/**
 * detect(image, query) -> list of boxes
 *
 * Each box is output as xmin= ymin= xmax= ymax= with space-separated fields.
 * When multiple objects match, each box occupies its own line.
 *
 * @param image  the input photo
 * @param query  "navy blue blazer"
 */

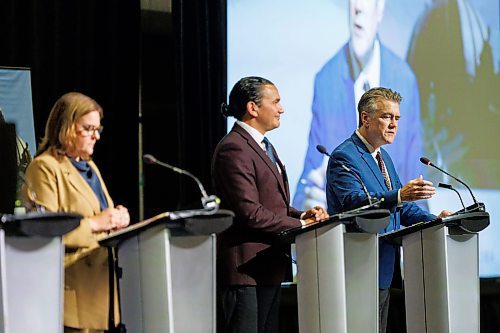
xmin=326 ymin=132 xmax=435 ymax=288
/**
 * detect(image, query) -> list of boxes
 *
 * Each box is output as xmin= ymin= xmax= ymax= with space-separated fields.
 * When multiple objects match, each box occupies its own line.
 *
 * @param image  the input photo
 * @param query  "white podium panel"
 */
xmin=403 ymin=224 xmax=480 ymax=333
xmin=295 ymin=223 xmax=379 ymax=333
xmin=118 ymin=224 xmax=217 ymax=333
xmin=0 ymin=229 xmax=64 ymax=333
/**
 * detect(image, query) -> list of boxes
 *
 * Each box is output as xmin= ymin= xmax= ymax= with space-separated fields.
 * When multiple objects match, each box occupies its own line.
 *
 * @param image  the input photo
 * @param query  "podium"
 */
xmin=381 ymin=210 xmax=489 ymax=333
xmin=99 ymin=208 xmax=233 ymax=333
xmin=0 ymin=212 xmax=80 ymax=333
xmin=279 ymin=209 xmax=390 ymax=333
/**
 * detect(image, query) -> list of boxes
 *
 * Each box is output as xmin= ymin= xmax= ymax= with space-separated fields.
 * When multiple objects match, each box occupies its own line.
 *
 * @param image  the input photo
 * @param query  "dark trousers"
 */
xmin=379 ymin=288 xmax=391 ymax=333
xmin=220 ymin=285 xmax=282 ymax=333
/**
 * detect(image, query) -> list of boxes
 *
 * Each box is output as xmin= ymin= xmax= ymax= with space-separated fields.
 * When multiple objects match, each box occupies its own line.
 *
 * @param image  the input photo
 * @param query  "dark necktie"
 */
xmin=262 ymin=137 xmax=277 ymax=166
xmin=376 ymin=151 xmax=392 ymax=190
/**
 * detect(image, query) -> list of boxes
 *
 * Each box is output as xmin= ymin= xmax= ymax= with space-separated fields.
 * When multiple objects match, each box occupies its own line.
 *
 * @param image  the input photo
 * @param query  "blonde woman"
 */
xmin=23 ymin=92 xmax=129 ymax=333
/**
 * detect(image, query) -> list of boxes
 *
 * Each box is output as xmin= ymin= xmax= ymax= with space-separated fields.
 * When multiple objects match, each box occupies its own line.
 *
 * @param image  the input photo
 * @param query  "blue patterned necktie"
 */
xmin=262 ymin=137 xmax=277 ymax=166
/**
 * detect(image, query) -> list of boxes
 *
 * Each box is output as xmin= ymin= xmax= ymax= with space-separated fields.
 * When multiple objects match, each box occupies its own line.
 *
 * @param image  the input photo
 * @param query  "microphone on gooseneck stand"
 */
xmin=438 ymin=183 xmax=466 ymax=212
xmin=317 ymin=144 xmax=375 ymax=207
xmin=419 ymin=156 xmax=484 ymax=213
xmin=143 ymin=154 xmax=220 ymax=210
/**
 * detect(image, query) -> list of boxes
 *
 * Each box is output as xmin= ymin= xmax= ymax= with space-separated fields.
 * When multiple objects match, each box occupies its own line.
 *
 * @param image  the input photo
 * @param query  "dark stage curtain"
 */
xmin=142 ymin=0 xmax=227 ymax=215
xmin=0 ymin=0 xmax=140 ymax=220
xmin=172 ymin=0 xmax=227 ymax=205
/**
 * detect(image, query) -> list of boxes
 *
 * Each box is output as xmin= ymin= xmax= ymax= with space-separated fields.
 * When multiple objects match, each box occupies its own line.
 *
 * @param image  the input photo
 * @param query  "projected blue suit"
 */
xmin=326 ymin=132 xmax=435 ymax=288
xmin=293 ymin=43 xmax=424 ymax=209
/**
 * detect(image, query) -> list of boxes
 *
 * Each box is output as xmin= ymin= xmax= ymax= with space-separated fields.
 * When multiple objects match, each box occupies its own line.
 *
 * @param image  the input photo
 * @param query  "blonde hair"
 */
xmin=37 ymin=92 xmax=103 ymax=159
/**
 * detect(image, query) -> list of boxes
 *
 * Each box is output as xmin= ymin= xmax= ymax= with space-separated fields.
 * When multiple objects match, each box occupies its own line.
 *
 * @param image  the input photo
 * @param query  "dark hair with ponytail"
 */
xmin=221 ymin=76 xmax=274 ymax=120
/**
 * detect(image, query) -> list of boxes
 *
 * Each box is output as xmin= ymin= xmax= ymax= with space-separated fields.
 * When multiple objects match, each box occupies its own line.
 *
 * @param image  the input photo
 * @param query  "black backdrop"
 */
xmin=142 ymin=0 xmax=226 ymax=217
xmin=0 ymin=0 xmax=141 ymax=218
xmin=0 ymin=0 xmax=227 ymax=220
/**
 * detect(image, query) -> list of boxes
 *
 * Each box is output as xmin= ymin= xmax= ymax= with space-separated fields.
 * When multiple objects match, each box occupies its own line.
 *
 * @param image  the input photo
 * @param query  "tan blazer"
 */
xmin=23 ymin=150 xmax=119 ymax=330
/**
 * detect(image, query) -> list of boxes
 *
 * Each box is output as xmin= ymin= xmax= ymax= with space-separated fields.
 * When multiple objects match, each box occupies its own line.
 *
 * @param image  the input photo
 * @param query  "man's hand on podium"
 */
xmin=438 ymin=210 xmax=453 ymax=219
xmin=301 ymin=206 xmax=329 ymax=225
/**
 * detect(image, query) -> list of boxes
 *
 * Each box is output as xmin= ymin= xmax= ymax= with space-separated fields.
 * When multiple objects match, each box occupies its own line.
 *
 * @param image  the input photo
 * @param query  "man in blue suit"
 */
xmin=294 ymin=0 xmax=424 ymax=210
xmin=326 ymin=87 xmax=450 ymax=333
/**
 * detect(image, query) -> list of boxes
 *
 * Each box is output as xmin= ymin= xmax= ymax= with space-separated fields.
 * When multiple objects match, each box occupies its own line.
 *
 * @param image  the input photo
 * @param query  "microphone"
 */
xmin=438 ymin=182 xmax=466 ymax=212
xmin=419 ymin=157 xmax=479 ymax=209
xmin=316 ymin=145 xmax=374 ymax=206
xmin=143 ymin=154 xmax=220 ymax=210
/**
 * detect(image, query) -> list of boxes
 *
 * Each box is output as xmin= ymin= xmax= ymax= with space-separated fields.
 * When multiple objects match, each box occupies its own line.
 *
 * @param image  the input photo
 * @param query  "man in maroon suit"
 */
xmin=212 ymin=76 xmax=328 ymax=333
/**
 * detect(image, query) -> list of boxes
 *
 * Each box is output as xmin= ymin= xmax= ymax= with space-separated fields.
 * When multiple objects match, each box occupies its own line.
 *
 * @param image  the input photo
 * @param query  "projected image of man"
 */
xmin=294 ymin=0 xmax=425 ymax=210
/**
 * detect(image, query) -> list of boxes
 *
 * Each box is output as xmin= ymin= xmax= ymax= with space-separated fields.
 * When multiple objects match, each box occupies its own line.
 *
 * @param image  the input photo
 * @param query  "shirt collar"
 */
xmin=355 ymin=129 xmax=379 ymax=159
xmin=236 ymin=120 xmax=266 ymax=150
xmin=349 ymin=38 xmax=381 ymax=87
xmin=70 ymin=158 xmax=90 ymax=172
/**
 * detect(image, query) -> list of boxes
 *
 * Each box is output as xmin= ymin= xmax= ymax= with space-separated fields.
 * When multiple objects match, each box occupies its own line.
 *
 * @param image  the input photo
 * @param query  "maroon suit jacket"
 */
xmin=212 ymin=123 xmax=302 ymax=286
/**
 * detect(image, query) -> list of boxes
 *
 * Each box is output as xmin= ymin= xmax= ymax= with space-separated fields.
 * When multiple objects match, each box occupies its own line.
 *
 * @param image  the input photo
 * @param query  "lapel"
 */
xmin=343 ymin=43 xmax=356 ymax=84
xmin=337 ymin=45 xmax=359 ymax=132
xmin=350 ymin=133 xmax=388 ymax=190
xmin=274 ymin=149 xmax=290 ymax=203
xmin=341 ymin=44 xmax=356 ymax=104
xmin=60 ymin=156 xmax=103 ymax=215
xmin=233 ymin=124 xmax=289 ymax=202
xmin=379 ymin=43 xmax=392 ymax=87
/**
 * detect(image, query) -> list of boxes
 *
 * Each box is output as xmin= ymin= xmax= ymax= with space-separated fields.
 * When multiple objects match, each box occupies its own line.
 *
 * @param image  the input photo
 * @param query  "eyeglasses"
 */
xmin=78 ymin=124 xmax=104 ymax=137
